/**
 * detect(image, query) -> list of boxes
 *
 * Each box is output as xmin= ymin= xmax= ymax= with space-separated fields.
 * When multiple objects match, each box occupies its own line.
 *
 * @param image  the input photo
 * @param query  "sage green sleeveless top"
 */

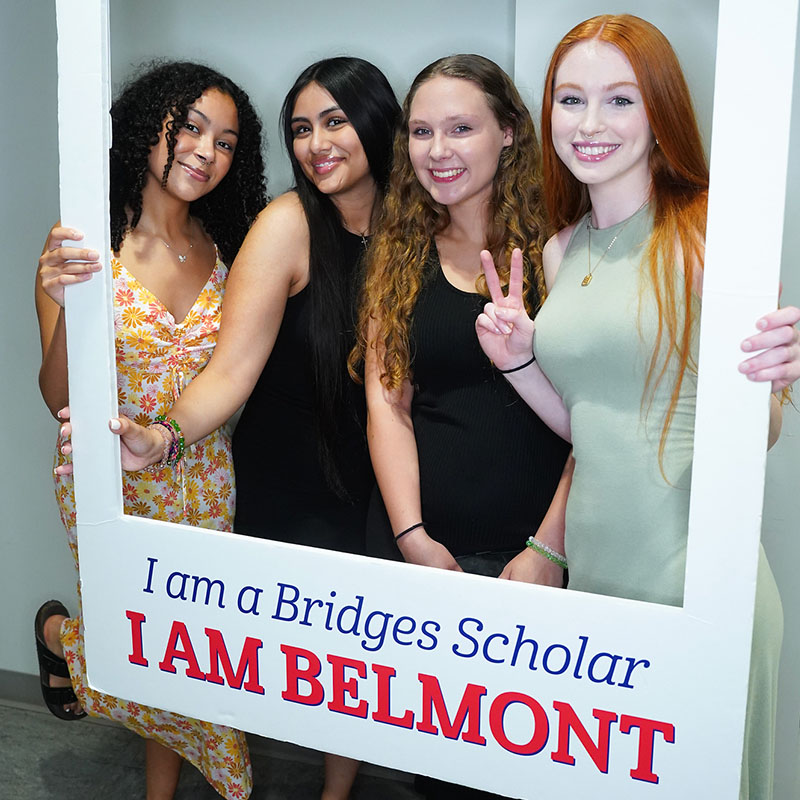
xmin=535 ymin=203 xmax=696 ymax=606
xmin=534 ymin=204 xmax=782 ymax=798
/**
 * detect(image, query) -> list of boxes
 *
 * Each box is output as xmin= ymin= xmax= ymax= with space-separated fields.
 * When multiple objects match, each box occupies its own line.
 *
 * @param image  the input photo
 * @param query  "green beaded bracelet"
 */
xmin=525 ymin=535 xmax=567 ymax=570
xmin=154 ymin=414 xmax=185 ymax=466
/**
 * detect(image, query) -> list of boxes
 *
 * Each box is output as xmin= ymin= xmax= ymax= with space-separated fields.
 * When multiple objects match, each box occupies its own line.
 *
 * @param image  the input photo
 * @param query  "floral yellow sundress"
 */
xmin=53 ymin=253 xmax=251 ymax=799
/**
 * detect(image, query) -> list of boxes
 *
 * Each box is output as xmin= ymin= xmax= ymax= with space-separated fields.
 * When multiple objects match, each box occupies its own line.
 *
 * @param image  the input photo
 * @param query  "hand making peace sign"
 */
xmin=475 ymin=247 xmax=536 ymax=371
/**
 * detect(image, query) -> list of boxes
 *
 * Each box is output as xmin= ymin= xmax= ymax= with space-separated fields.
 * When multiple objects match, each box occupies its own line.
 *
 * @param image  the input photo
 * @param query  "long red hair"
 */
xmin=542 ymin=14 xmax=709 ymax=472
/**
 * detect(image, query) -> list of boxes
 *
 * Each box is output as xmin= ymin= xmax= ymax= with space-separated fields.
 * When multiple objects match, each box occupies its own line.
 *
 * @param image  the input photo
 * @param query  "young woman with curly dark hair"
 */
xmin=101 ymin=56 xmax=400 ymax=799
xmin=35 ymin=60 xmax=266 ymax=800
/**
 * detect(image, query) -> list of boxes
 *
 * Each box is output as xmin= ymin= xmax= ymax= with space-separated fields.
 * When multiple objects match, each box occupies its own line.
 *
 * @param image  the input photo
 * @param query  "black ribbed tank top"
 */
xmin=232 ymin=229 xmax=372 ymax=554
xmin=367 ymin=247 xmax=570 ymax=559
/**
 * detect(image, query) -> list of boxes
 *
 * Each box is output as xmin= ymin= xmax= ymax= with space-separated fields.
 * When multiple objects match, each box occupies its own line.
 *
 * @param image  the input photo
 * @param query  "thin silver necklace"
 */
xmin=160 ymin=235 xmax=193 ymax=263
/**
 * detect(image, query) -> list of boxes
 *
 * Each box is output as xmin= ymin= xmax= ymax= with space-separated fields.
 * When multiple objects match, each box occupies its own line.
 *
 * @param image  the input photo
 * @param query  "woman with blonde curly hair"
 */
xmin=351 ymin=51 xmax=572 ymax=800
xmin=352 ymin=54 xmax=571 ymax=598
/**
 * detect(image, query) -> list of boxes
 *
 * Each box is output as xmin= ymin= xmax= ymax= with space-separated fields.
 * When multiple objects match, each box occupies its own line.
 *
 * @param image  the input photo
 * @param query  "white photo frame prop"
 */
xmin=58 ymin=0 xmax=796 ymax=796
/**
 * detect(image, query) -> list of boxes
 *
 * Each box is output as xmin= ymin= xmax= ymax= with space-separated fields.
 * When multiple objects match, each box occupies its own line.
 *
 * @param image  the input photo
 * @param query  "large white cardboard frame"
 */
xmin=57 ymin=1 xmax=796 ymax=796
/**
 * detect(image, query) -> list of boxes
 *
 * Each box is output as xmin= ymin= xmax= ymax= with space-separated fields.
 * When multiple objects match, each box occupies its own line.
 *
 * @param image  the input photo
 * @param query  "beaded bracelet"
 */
xmin=152 ymin=415 xmax=185 ymax=466
xmin=525 ymin=535 xmax=567 ymax=570
xmin=395 ymin=522 xmax=426 ymax=541
xmin=149 ymin=421 xmax=172 ymax=466
xmin=148 ymin=421 xmax=177 ymax=468
xmin=497 ymin=354 xmax=535 ymax=374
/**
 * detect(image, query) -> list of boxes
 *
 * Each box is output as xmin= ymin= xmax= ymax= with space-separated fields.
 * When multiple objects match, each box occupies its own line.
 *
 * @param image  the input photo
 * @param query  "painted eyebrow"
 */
xmin=187 ymin=107 xmax=238 ymax=137
xmin=290 ymin=105 xmax=343 ymax=125
xmin=554 ymin=81 xmax=639 ymax=93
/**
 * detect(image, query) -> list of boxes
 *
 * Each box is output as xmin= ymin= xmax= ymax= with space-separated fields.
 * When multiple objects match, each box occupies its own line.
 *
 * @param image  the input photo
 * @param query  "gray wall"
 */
xmin=3 ymin=0 xmax=798 ymax=795
xmin=108 ymin=0 xmax=515 ymax=195
xmin=0 ymin=1 xmax=81 ymax=678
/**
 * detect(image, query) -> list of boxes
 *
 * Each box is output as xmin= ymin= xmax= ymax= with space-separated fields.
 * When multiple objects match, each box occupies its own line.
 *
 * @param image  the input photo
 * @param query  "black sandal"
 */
xmin=34 ymin=600 xmax=86 ymax=720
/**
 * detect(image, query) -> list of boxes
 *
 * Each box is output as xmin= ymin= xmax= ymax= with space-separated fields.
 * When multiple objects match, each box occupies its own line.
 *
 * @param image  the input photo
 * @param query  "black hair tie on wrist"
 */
xmin=497 ymin=354 xmax=535 ymax=374
xmin=395 ymin=522 xmax=426 ymax=541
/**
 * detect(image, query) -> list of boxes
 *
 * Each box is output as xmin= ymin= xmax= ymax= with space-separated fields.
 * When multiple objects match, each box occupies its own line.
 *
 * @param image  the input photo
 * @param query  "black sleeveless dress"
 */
xmin=232 ymin=230 xmax=372 ymax=554
xmin=366 ymin=246 xmax=570 ymax=562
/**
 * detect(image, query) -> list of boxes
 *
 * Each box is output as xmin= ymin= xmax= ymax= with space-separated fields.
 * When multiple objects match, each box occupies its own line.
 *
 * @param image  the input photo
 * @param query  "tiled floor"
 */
xmin=1 ymin=698 xmax=420 ymax=799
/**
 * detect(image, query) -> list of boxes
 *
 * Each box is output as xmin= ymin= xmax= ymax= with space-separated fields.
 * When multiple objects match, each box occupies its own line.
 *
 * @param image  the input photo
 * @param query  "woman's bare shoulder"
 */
xmin=231 ymin=191 xmax=310 ymax=288
xmin=542 ymin=224 xmax=577 ymax=290
xmin=248 ymin=191 xmax=309 ymax=242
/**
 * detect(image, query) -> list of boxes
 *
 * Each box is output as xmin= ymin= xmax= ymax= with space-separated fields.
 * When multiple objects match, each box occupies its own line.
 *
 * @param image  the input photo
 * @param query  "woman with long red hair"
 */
xmin=477 ymin=15 xmax=800 ymax=798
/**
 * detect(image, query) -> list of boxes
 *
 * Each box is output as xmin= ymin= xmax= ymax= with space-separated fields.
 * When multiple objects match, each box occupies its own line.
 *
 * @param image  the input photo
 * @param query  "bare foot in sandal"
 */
xmin=44 ymin=614 xmax=83 ymax=715
xmin=34 ymin=600 xmax=85 ymax=718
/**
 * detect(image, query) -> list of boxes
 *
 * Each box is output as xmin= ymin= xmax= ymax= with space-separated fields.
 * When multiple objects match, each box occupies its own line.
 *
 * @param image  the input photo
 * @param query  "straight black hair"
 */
xmin=280 ymin=57 xmax=399 ymax=498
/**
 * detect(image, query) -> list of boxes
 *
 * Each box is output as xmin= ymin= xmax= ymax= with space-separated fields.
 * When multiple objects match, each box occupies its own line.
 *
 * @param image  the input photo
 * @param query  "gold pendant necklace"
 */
xmin=581 ymin=203 xmax=646 ymax=287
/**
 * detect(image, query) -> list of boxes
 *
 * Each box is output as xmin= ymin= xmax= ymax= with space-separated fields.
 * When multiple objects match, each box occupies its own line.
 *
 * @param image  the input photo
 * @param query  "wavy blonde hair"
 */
xmin=542 ymin=15 xmax=709 ymax=471
xmin=349 ymin=54 xmax=548 ymax=390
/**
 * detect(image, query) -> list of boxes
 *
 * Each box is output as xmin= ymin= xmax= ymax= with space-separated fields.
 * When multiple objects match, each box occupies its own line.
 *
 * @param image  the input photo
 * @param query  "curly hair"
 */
xmin=109 ymin=60 xmax=267 ymax=267
xmin=350 ymin=54 xmax=549 ymax=391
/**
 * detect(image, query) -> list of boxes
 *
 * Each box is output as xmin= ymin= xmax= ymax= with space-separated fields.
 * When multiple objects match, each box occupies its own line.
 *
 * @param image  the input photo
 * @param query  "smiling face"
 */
xmin=407 ymin=75 xmax=512 ymax=215
xmin=148 ymin=88 xmax=239 ymax=202
xmin=551 ymin=40 xmax=654 ymax=200
xmin=290 ymin=81 xmax=373 ymax=200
